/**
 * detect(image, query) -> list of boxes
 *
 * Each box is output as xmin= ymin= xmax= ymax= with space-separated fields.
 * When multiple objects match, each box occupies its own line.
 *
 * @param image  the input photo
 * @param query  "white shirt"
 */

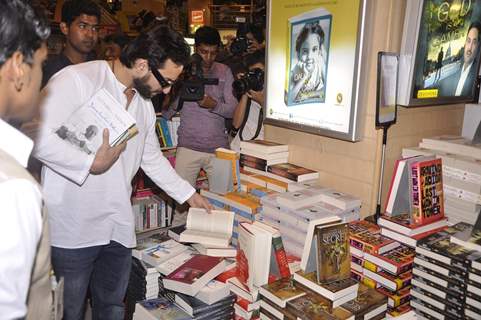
xmin=0 ymin=119 xmax=42 ymax=318
xmin=230 ymin=100 xmax=264 ymax=152
xmin=455 ymin=61 xmax=473 ymax=96
xmin=34 ymin=61 xmax=195 ymax=249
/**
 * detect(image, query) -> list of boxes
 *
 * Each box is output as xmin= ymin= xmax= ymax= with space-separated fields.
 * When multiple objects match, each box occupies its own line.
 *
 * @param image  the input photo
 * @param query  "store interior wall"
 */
xmin=264 ymin=0 xmax=465 ymax=218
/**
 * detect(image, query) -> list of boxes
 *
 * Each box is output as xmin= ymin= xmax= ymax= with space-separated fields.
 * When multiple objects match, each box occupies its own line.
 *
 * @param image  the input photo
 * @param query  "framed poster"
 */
xmin=398 ymin=0 xmax=481 ymax=107
xmin=264 ymin=0 xmax=369 ymax=141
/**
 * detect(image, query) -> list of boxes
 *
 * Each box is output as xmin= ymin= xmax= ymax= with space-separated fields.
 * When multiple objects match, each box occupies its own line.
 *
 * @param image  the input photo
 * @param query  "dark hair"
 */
xmin=0 ymin=0 xmax=50 ymax=67
xmin=194 ymin=26 xmax=221 ymax=47
xmin=246 ymin=23 xmax=265 ymax=44
xmin=104 ymin=34 xmax=130 ymax=49
xmin=468 ymin=21 xmax=481 ymax=41
xmin=295 ymin=22 xmax=324 ymax=54
xmin=61 ymin=0 xmax=100 ymax=26
xmin=244 ymin=49 xmax=265 ymax=68
xmin=120 ymin=24 xmax=190 ymax=69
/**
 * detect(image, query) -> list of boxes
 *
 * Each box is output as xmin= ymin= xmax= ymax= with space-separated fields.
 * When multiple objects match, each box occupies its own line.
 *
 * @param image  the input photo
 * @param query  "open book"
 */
xmin=177 ymin=208 xmax=235 ymax=247
xmin=54 ymin=88 xmax=137 ymax=155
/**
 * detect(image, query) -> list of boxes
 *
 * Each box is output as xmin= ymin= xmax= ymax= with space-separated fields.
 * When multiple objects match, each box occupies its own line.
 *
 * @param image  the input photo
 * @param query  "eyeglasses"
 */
xmin=151 ymin=67 xmax=175 ymax=89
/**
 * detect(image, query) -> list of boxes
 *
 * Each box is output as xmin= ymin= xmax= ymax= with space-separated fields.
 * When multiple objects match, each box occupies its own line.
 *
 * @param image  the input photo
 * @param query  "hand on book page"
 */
xmin=90 ymin=129 xmax=126 ymax=174
xmin=187 ymin=192 xmax=214 ymax=212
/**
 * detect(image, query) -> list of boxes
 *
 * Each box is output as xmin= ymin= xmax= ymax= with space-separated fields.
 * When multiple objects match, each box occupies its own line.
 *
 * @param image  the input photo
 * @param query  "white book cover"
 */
xmin=277 ymin=188 xmax=328 ymax=209
xmin=194 ymin=280 xmax=230 ymax=305
xmin=239 ymin=140 xmax=288 ymax=154
xmin=54 ymin=88 xmax=137 ymax=155
xmin=319 ymin=189 xmax=361 ymax=210
xmin=141 ymin=239 xmax=188 ymax=267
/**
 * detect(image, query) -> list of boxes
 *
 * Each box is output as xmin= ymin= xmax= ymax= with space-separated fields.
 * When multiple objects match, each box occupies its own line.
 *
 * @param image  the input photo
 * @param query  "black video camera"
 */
xmin=179 ymin=53 xmax=219 ymax=102
xmin=232 ymin=68 xmax=264 ymax=97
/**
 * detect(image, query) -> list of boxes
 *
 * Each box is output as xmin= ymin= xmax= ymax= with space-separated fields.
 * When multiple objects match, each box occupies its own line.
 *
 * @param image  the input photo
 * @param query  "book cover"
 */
xmin=165 ymin=255 xmax=222 ymax=285
xmin=378 ymin=213 xmax=448 ymax=236
xmin=134 ymin=297 xmax=191 ymax=320
xmin=339 ymin=285 xmax=387 ymax=317
xmin=259 ymin=277 xmax=306 ymax=308
xmin=363 ymin=245 xmax=415 ymax=275
xmin=284 ymin=8 xmax=332 ymax=106
xmin=294 ymin=270 xmax=358 ymax=298
xmin=349 ymin=232 xmax=400 ymax=255
xmin=451 ymin=216 xmax=481 ymax=253
xmin=141 ymin=239 xmax=188 ymax=266
xmin=315 ymin=222 xmax=350 ymax=283
xmin=286 ymin=293 xmax=353 ymax=320
xmin=267 ymin=163 xmax=319 ymax=182
xmin=55 ymin=88 xmax=137 ymax=155
xmin=410 ymin=158 xmax=444 ymax=225
xmin=348 ymin=220 xmax=381 ymax=238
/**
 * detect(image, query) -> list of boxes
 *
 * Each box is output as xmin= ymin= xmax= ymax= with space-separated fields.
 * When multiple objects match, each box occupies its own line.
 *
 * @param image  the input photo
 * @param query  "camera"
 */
xmin=232 ymin=68 xmax=264 ymax=97
xmin=179 ymin=53 xmax=219 ymax=102
xmin=230 ymin=37 xmax=251 ymax=55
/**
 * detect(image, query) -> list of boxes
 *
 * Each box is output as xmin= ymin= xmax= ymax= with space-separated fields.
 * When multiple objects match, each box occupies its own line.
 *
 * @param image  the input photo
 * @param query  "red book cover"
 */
xmin=166 ymin=255 xmax=222 ymax=284
xmin=365 ymin=245 xmax=415 ymax=275
xmin=349 ymin=232 xmax=399 ymax=255
xmin=240 ymin=159 xmax=267 ymax=171
xmin=240 ymin=154 xmax=268 ymax=164
xmin=410 ymin=158 xmax=444 ymax=226
xmin=348 ymin=220 xmax=381 ymax=238
xmin=272 ymin=236 xmax=291 ymax=278
xmin=216 ymin=266 xmax=238 ymax=283
xmin=236 ymin=246 xmax=250 ymax=287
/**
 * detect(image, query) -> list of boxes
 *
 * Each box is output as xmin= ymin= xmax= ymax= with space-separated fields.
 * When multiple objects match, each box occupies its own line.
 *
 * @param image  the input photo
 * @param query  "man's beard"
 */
xmin=133 ymin=75 xmax=154 ymax=99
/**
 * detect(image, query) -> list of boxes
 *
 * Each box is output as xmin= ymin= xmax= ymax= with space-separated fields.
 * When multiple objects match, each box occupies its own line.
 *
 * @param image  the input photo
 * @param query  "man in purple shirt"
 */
xmin=163 ymin=26 xmax=237 ymax=191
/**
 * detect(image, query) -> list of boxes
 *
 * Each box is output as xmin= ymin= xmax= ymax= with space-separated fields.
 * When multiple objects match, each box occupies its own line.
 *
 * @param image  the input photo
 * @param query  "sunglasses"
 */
xmin=151 ymin=67 xmax=175 ymax=89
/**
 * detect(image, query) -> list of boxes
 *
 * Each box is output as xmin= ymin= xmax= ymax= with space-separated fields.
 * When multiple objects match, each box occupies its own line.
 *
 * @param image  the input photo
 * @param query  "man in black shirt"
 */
xmin=42 ymin=0 xmax=100 ymax=87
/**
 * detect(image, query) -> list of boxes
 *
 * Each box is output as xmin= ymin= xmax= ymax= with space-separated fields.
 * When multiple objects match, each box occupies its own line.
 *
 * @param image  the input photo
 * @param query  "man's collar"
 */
xmin=0 ymin=119 xmax=33 ymax=167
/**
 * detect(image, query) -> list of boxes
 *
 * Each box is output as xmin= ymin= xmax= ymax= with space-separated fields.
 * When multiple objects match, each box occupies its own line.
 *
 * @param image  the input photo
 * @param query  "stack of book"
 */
xmin=403 ymin=144 xmax=481 ymax=225
xmin=360 ymin=244 xmax=415 ymax=317
xmin=126 ymin=258 xmax=162 ymax=319
xmin=411 ymin=222 xmax=479 ymax=319
xmin=377 ymin=213 xmax=448 ymax=248
xmin=259 ymin=187 xmax=361 ymax=258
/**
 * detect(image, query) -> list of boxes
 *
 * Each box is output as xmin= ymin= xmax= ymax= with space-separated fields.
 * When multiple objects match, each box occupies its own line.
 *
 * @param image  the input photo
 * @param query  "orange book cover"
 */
xmin=410 ymin=158 xmax=444 ymax=226
xmin=215 ymin=148 xmax=241 ymax=191
xmin=224 ymin=191 xmax=261 ymax=211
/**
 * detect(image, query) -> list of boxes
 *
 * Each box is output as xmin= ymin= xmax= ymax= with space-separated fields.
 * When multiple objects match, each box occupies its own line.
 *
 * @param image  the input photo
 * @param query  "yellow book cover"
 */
xmin=215 ymin=148 xmax=241 ymax=191
xmin=224 ymin=191 xmax=261 ymax=211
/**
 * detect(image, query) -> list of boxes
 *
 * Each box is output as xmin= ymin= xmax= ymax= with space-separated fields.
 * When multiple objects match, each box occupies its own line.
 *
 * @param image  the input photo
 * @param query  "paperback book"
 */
xmin=55 ymin=88 xmax=137 ymax=156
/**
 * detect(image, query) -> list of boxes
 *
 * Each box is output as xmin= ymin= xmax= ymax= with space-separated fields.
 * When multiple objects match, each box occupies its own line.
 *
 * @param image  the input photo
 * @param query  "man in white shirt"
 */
xmin=439 ymin=22 xmax=481 ymax=97
xmin=34 ymin=25 xmax=212 ymax=320
xmin=0 ymin=1 xmax=52 ymax=319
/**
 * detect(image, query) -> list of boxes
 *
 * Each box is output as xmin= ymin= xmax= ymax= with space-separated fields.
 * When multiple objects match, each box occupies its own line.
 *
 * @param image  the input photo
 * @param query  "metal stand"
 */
xmin=375 ymin=126 xmax=389 ymax=222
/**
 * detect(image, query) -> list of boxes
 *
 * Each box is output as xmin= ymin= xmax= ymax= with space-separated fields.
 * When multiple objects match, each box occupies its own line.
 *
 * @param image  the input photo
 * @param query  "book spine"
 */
xmin=156 ymin=121 xmax=167 ymax=147
xmin=411 ymin=163 xmax=420 ymax=224
xmin=272 ymin=236 xmax=291 ymax=278
xmin=160 ymin=118 xmax=173 ymax=147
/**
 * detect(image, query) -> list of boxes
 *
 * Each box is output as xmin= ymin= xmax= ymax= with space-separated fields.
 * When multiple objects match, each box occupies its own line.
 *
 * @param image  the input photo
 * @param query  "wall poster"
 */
xmin=265 ymin=0 xmax=368 ymax=141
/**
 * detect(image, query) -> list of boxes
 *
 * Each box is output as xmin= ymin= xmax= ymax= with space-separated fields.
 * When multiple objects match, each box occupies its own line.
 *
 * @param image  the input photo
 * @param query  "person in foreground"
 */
xmin=0 ymin=0 xmax=52 ymax=319
xmin=34 ymin=24 xmax=212 ymax=320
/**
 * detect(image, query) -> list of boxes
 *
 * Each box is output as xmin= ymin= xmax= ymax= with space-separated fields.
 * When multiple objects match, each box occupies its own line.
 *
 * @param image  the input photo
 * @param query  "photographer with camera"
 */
xmin=162 ymin=26 xmax=237 ymax=195
xmin=230 ymin=50 xmax=266 ymax=152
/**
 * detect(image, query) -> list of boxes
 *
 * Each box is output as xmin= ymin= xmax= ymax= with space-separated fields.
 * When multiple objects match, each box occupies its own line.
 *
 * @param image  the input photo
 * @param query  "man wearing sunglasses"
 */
xmin=163 ymin=26 xmax=237 ymax=222
xmin=33 ymin=25 xmax=212 ymax=320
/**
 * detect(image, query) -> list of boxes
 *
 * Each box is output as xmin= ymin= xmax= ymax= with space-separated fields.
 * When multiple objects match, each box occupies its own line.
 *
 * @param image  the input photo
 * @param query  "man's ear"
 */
xmin=133 ymin=58 xmax=149 ymax=75
xmin=2 ymin=52 xmax=26 ymax=91
xmin=60 ymin=22 xmax=69 ymax=36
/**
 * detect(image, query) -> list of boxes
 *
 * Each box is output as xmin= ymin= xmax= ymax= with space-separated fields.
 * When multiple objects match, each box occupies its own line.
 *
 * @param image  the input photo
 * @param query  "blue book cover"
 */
xmin=284 ymin=8 xmax=332 ymax=106
xmin=160 ymin=117 xmax=173 ymax=147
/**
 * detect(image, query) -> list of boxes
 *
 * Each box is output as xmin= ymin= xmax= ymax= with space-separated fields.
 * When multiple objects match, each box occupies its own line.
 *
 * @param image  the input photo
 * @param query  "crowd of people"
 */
xmin=0 ymin=0 xmax=266 ymax=319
